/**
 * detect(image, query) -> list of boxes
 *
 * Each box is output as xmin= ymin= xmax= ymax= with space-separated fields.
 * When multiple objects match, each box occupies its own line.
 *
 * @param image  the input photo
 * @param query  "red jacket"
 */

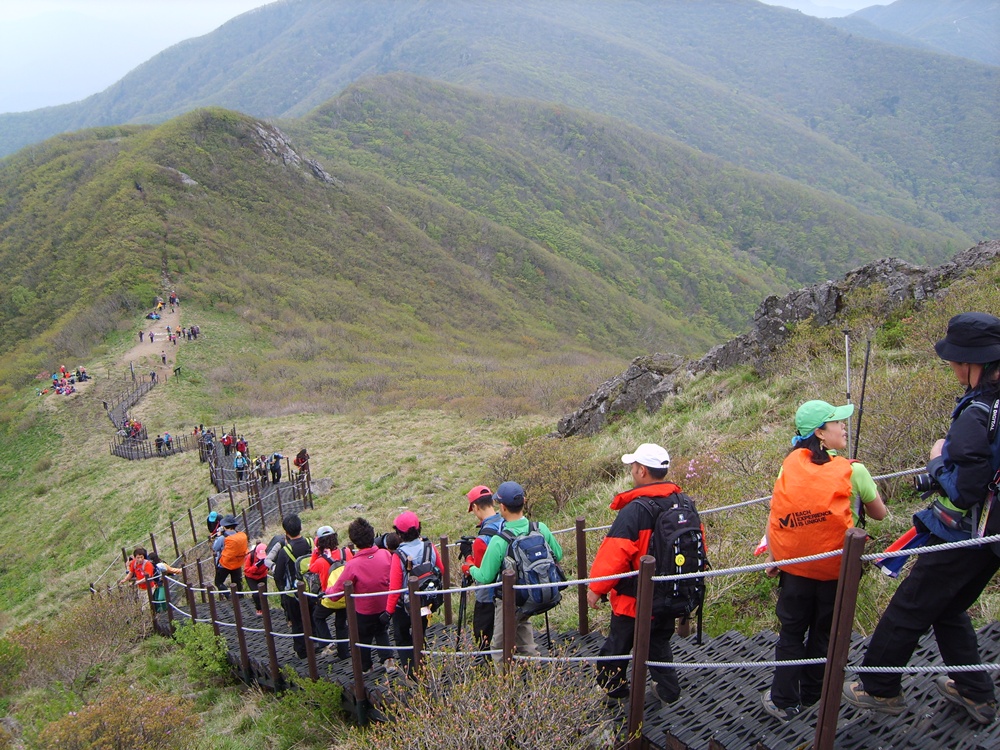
xmin=588 ymin=482 xmax=683 ymax=618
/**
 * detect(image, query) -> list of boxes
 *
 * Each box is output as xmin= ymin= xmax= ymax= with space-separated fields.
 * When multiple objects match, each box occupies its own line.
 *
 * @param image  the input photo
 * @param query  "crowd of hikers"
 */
xmin=116 ymin=312 xmax=1000 ymax=727
xmin=37 ymin=364 xmax=89 ymax=396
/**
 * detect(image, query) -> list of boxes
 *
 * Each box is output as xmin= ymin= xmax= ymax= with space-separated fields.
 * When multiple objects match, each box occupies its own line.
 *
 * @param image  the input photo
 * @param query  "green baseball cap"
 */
xmin=795 ymin=400 xmax=854 ymax=437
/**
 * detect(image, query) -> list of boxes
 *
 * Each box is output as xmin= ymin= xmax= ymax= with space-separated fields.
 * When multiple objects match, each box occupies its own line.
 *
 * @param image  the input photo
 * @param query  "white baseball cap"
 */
xmin=621 ymin=443 xmax=670 ymax=469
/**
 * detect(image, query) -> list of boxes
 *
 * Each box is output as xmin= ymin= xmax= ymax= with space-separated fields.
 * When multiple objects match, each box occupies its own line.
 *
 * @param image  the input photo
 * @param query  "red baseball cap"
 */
xmin=466 ymin=485 xmax=492 ymax=512
xmin=393 ymin=511 xmax=420 ymax=533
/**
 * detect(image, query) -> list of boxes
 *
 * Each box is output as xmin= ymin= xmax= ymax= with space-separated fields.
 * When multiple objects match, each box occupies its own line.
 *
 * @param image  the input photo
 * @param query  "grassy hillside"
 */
xmin=1 ymin=87 xmax=962 ymax=416
xmin=0 ymin=0 xmax=994 ymax=239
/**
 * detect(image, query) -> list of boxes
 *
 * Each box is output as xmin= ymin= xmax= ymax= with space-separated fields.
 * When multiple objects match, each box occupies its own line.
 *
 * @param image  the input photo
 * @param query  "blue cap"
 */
xmin=493 ymin=481 xmax=525 ymax=508
xmin=207 ymin=511 xmax=219 ymax=522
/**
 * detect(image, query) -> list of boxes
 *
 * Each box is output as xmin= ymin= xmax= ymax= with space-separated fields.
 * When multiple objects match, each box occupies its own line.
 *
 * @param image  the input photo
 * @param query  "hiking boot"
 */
xmin=647 ymin=682 xmax=678 ymax=707
xmin=934 ymin=676 xmax=998 ymax=725
xmin=761 ymin=689 xmax=802 ymax=722
xmin=842 ymin=681 xmax=907 ymax=716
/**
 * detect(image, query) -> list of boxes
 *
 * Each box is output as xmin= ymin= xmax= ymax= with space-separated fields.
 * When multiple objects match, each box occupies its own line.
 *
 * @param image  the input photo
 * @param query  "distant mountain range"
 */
xmin=832 ymin=0 xmax=1000 ymax=67
xmin=0 ymin=78 xmax=961 ymax=399
xmin=0 ymin=0 xmax=996 ymax=241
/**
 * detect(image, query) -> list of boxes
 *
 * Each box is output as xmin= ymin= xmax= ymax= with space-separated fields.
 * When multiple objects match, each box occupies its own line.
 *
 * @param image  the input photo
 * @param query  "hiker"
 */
xmin=272 ymin=513 xmax=313 ymax=659
xmin=243 ymin=542 xmax=270 ymax=616
xmin=149 ymin=332 xmax=154 ymax=343
xmin=325 ymin=517 xmax=393 ymax=672
xmin=207 ymin=510 xmax=222 ymax=538
xmin=587 ymin=443 xmax=688 ymax=707
xmin=255 ymin=455 xmax=269 ymax=486
xmin=119 ymin=546 xmax=155 ymax=593
xmin=760 ymin=401 xmax=886 ymax=722
xmin=236 ymin=435 xmax=248 ymax=455
xmin=150 ymin=370 xmax=157 ymax=384
xmin=148 ymin=552 xmax=182 ymax=612
xmin=467 ymin=481 xmax=563 ymax=662
xmin=155 ymin=434 xmax=164 ymax=454
xmin=161 ymin=351 xmax=167 ymax=365
xmin=311 ymin=526 xmax=353 ymax=658
xmin=270 ymin=452 xmax=283 ymax=484
xmin=139 ymin=331 xmax=144 ymax=342
xmin=462 ymin=485 xmax=503 ymax=649
xmin=233 ymin=451 xmax=249 ymax=482
xmin=222 ymin=433 xmax=233 ymax=456
xmin=212 ymin=515 xmax=248 ymax=597
xmin=845 ymin=313 xmax=1000 ymax=725
xmin=163 ymin=432 xmax=172 ymax=451
xmin=294 ymin=448 xmax=310 ymax=478
xmin=385 ymin=511 xmax=441 ymax=675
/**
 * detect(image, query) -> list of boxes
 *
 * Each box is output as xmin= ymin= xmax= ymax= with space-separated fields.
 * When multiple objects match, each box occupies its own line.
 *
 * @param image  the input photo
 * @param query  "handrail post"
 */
xmin=626 ymin=556 xmax=655 ymax=749
xmin=163 ymin=575 xmax=174 ymax=631
xmin=188 ymin=508 xmax=198 ymax=544
xmin=183 ymin=566 xmax=198 ymax=622
xmin=813 ymin=528 xmax=867 ymax=750
xmin=257 ymin=492 xmax=267 ymax=534
xmin=230 ymin=583 xmax=251 ymax=681
xmin=206 ymin=585 xmax=221 ymax=637
xmin=501 ymin=568 xmax=516 ymax=667
xmin=228 ymin=488 xmax=236 ymax=516
xmin=576 ymin=516 xmax=589 ymax=636
xmin=196 ymin=558 xmax=207 ymax=603
xmin=241 ymin=508 xmax=250 ymax=536
xmin=344 ymin=581 xmax=368 ymax=724
xmin=149 ymin=532 xmax=159 ymax=558
xmin=144 ymin=579 xmax=159 ymax=632
xmin=408 ymin=578 xmax=424 ymax=675
xmin=170 ymin=520 xmax=180 ymax=559
xmin=440 ymin=534 xmax=452 ymax=626
xmin=259 ymin=586 xmax=282 ymax=691
xmin=297 ymin=582 xmax=319 ymax=680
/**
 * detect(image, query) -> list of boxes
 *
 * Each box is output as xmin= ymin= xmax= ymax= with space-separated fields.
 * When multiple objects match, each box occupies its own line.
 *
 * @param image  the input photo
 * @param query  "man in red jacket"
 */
xmin=587 ymin=442 xmax=682 ymax=707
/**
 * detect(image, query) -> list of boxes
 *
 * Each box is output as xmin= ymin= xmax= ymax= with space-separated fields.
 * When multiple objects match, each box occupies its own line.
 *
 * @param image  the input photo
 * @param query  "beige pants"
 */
xmin=490 ymin=602 xmax=539 ymax=662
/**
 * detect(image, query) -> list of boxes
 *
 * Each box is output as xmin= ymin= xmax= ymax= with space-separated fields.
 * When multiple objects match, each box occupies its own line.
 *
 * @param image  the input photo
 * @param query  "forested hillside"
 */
xmin=0 ymin=0 xmax=994 ymax=239
xmin=833 ymin=0 xmax=1000 ymax=67
xmin=0 ymin=81 xmax=961 ymax=413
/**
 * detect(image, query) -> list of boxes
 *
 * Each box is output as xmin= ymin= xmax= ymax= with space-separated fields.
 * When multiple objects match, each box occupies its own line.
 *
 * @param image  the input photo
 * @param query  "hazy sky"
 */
xmin=0 ymin=0 xmax=882 ymax=115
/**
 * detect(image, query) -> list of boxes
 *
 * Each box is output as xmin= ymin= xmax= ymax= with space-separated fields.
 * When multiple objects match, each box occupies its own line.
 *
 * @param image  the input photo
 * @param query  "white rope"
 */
xmin=860 ymin=532 xmax=1000 ymax=561
xmin=422 ymin=649 xmax=503 ymax=658
xmin=853 ymin=663 xmax=1000 ymax=674
xmin=647 ymin=658 xmax=827 ymax=669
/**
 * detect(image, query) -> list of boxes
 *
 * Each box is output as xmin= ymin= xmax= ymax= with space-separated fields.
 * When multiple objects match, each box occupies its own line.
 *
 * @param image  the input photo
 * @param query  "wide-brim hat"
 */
xmin=934 ymin=313 xmax=1000 ymax=364
xmin=221 ymin=514 xmax=238 ymax=527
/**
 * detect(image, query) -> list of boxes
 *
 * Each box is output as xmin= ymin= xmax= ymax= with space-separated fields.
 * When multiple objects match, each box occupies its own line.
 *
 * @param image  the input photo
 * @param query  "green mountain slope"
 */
xmin=0 ymin=82 xmax=962 ymax=409
xmin=0 ymin=0 xmax=994 ymax=239
xmin=835 ymin=0 xmax=1000 ymax=67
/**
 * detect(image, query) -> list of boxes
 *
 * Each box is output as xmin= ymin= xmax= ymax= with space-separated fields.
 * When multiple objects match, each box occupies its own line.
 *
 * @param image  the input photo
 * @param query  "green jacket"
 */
xmin=469 ymin=516 xmax=563 ymax=584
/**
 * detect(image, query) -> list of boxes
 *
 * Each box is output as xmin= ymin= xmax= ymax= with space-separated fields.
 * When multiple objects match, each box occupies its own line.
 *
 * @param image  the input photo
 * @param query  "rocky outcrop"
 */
xmin=252 ymin=123 xmax=342 ymax=186
xmin=557 ymin=240 xmax=1000 ymax=437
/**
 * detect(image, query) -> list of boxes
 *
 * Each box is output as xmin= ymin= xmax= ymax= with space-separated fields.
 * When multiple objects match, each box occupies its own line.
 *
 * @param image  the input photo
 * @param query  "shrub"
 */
xmin=8 ymin=591 xmax=151 ymax=694
xmin=263 ymin=673 xmax=345 ymax=747
xmin=0 ymin=639 xmax=25 ymax=697
xmin=488 ymin=436 xmax=598 ymax=512
xmin=337 ymin=658 xmax=621 ymax=749
xmin=172 ymin=621 xmax=231 ymax=683
xmin=35 ymin=683 xmax=200 ymax=750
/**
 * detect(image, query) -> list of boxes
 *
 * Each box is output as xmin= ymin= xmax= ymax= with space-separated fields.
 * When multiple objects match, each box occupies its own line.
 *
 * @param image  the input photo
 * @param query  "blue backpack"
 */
xmin=499 ymin=522 xmax=566 ymax=617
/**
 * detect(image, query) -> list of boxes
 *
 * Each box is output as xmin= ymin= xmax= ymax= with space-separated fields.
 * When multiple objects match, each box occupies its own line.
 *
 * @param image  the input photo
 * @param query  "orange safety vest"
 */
xmin=218 ymin=531 xmax=249 ymax=570
xmin=767 ymin=449 xmax=854 ymax=581
xmin=130 ymin=558 xmax=155 ymax=590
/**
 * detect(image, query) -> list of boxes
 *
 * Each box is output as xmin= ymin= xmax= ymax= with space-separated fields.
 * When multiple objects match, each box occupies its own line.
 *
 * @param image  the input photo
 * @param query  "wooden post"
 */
xmin=163 ymin=574 xmax=174 ymax=631
xmin=501 ymin=569 xmax=516 ymax=667
xmin=813 ymin=528 xmax=868 ymax=750
xmin=144 ymin=580 xmax=159 ymax=632
xmin=182 ymin=566 xmax=198 ymax=623
xmin=206 ymin=586 xmax=221 ymax=637
xmin=149 ymin=532 xmax=159 ymax=559
xmin=188 ymin=508 xmax=198 ymax=544
xmin=626 ymin=556 xmax=655 ymax=749
xmin=196 ymin=558 xmax=207 ymax=604
xmin=230 ymin=584 xmax=251 ymax=681
xmin=242 ymin=509 xmax=250 ymax=536
xmin=276 ymin=487 xmax=284 ymax=521
xmin=170 ymin=520 xmax=180 ymax=559
xmin=408 ymin=577 xmax=424 ymax=675
xmin=228 ymin=488 xmax=236 ymax=516
xmin=259 ymin=587 xmax=282 ymax=691
xmin=440 ymin=534 xmax=452 ymax=626
xmin=576 ymin=517 xmax=589 ymax=636
xmin=257 ymin=492 xmax=267 ymax=535
xmin=297 ymin=583 xmax=319 ymax=681
xmin=122 ymin=546 xmax=128 ymax=564
xmin=344 ymin=580 xmax=368 ymax=725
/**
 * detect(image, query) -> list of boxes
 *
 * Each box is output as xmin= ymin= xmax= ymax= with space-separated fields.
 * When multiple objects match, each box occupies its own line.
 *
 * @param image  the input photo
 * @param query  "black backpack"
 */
xmin=397 ymin=540 xmax=444 ymax=613
xmin=499 ymin=522 xmax=567 ymax=617
xmin=637 ymin=492 xmax=709 ymax=627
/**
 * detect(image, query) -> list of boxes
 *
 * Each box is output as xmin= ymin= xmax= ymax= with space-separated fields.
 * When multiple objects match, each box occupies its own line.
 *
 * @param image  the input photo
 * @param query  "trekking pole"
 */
xmin=455 ymin=574 xmax=470 ymax=650
xmin=544 ymin=611 xmax=552 ymax=650
xmin=843 ymin=329 xmax=853 ymax=458
xmin=852 ymin=339 xmax=872 ymax=529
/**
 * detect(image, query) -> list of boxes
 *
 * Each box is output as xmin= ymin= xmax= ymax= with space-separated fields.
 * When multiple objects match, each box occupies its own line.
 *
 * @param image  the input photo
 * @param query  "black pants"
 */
xmin=473 ymin=600 xmax=495 ymax=650
xmin=355 ymin=611 xmax=391 ymax=672
xmin=313 ymin=604 xmax=349 ymax=658
xmin=597 ymin=612 xmax=679 ymax=700
xmin=281 ymin=593 xmax=313 ymax=658
xmin=246 ymin=575 xmax=267 ymax=612
xmin=770 ymin=572 xmax=837 ymax=709
xmin=393 ymin=607 xmax=428 ymax=675
xmin=214 ymin=566 xmax=243 ymax=597
xmin=862 ymin=536 xmax=1000 ymax=702
xmin=271 ymin=468 xmax=281 ymax=483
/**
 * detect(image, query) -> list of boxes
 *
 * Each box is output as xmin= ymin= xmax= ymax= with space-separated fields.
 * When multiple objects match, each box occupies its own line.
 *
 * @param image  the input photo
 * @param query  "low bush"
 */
xmin=35 ymin=683 xmax=200 ymax=750
xmin=488 ymin=435 xmax=599 ymax=512
xmin=172 ymin=621 xmax=231 ymax=684
xmin=337 ymin=658 xmax=621 ymax=749
xmin=262 ymin=673 xmax=345 ymax=748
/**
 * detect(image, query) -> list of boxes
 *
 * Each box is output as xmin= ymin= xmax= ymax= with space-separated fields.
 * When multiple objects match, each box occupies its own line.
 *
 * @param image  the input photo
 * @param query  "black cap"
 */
xmin=934 ymin=313 xmax=1000 ymax=364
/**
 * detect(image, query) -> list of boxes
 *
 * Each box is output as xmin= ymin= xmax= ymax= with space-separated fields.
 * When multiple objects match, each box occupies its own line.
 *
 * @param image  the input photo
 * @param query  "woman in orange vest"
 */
xmin=213 ymin=515 xmax=249 ymax=599
xmin=761 ymin=400 xmax=887 ymax=722
xmin=119 ymin=546 xmax=155 ymax=593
